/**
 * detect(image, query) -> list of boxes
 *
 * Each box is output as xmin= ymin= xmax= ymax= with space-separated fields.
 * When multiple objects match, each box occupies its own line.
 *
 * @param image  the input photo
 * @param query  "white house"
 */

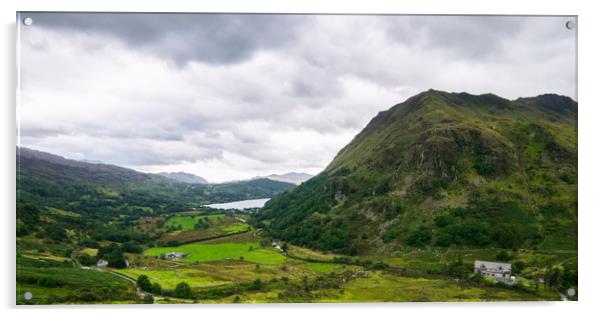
xmin=474 ymin=260 xmax=513 ymax=284
xmin=165 ymin=252 xmax=186 ymax=259
xmin=96 ymin=259 xmax=108 ymax=267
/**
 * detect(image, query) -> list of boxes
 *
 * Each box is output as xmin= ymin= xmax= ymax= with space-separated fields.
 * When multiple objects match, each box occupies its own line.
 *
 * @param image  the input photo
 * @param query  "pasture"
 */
xmin=302 ymin=263 xmax=340 ymax=273
xmin=159 ymin=214 xmax=250 ymax=245
xmin=324 ymin=271 xmax=547 ymax=302
xmin=144 ymin=242 xmax=286 ymax=264
xmin=165 ymin=214 xmax=226 ymax=230
xmin=16 ymin=256 xmax=136 ymax=304
xmin=119 ymin=268 xmax=231 ymax=289
xmin=368 ymin=247 xmax=577 ymax=273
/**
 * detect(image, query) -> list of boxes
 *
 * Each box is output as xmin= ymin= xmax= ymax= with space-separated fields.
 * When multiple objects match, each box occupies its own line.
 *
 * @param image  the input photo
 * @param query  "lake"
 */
xmin=204 ymin=198 xmax=270 ymax=210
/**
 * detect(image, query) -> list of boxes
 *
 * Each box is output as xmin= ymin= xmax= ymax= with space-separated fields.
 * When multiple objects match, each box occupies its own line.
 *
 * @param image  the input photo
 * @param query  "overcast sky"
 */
xmin=17 ymin=13 xmax=577 ymax=183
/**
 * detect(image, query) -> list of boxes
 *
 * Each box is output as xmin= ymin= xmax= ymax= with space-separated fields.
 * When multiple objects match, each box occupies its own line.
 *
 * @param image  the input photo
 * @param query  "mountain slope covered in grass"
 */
xmin=256 ymin=90 xmax=577 ymax=255
xmin=17 ymin=147 xmax=295 ymax=221
xmin=16 ymin=147 xmax=296 ymax=259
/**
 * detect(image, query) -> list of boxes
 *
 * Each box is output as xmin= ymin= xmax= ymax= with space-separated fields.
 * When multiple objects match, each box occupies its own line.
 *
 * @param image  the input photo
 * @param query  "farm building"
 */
xmin=165 ymin=252 xmax=186 ymax=259
xmin=96 ymin=259 xmax=108 ymax=267
xmin=474 ymin=260 xmax=514 ymax=284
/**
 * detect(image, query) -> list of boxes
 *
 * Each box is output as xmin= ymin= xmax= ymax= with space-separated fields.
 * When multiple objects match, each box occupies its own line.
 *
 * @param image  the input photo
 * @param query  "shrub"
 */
xmin=174 ymin=282 xmax=193 ymax=299
xmin=122 ymin=241 xmax=143 ymax=254
xmin=150 ymin=283 xmax=162 ymax=294
xmin=406 ymin=226 xmax=431 ymax=246
xmin=512 ymin=261 xmax=526 ymax=274
xmin=77 ymin=253 xmax=94 ymax=266
xmin=496 ymin=250 xmax=511 ymax=261
xmin=137 ymin=275 xmax=152 ymax=292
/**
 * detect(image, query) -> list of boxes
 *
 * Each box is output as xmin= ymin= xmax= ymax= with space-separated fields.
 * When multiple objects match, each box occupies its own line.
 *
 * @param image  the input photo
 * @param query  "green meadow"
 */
xmin=144 ymin=242 xmax=286 ymax=264
xmin=302 ymin=263 xmax=340 ymax=273
xmin=322 ymin=272 xmax=545 ymax=302
xmin=119 ymin=268 xmax=230 ymax=289
xmin=16 ymin=256 xmax=136 ymax=304
xmin=165 ymin=214 xmax=226 ymax=230
xmin=222 ymin=223 xmax=251 ymax=233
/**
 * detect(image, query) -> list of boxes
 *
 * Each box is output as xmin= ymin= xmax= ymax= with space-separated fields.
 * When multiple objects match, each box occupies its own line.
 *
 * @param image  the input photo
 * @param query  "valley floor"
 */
xmin=17 ymin=212 xmax=575 ymax=304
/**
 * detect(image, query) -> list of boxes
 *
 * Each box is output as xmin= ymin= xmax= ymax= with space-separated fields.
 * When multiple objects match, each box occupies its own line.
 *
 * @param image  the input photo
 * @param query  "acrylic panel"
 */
xmin=16 ymin=12 xmax=577 ymax=304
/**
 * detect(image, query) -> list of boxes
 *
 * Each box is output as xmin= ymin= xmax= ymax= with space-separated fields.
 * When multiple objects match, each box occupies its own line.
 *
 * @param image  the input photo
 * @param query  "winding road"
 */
xmin=70 ymin=248 xmax=193 ymax=304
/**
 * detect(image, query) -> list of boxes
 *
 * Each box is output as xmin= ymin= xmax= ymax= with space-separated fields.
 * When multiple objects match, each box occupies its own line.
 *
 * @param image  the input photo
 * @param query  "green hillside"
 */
xmin=16 ymin=147 xmax=294 ymax=252
xmin=256 ymin=90 xmax=577 ymax=255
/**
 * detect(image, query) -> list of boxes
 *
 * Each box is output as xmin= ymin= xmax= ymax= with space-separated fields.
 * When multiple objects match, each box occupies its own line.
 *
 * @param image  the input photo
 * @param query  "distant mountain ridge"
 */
xmin=159 ymin=172 xmax=209 ymax=184
xmin=255 ymin=172 xmax=314 ymax=185
xmin=16 ymin=147 xmax=296 ymax=217
xmin=17 ymin=146 xmax=151 ymax=184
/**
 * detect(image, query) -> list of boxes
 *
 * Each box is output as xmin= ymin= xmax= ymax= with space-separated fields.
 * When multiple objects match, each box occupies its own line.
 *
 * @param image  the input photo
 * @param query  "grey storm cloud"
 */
xmin=17 ymin=13 xmax=577 ymax=182
xmin=384 ymin=16 xmax=525 ymax=59
xmin=24 ymin=12 xmax=307 ymax=65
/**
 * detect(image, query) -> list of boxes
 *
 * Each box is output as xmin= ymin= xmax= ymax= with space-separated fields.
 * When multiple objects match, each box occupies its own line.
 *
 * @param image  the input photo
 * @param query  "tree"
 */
xmin=545 ymin=266 xmax=563 ymax=289
xmin=16 ymin=224 xmax=31 ymax=237
xmin=406 ymin=226 xmax=432 ymax=246
xmin=174 ymin=282 xmax=193 ymax=299
xmin=493 ymin=224 xmax=523 ymax=249
xmin=46 ymin=226 xmax=67 ymax=241
xmin=512 ymin=261 xmax=526 ymax=274
xmin=122 ymin=241 xmax=143 ymax=254
xmin=562 ymin=268 xmax=578 ymax=289
xmin=435 ymin=214 xmax=454 ymax=228
xmin=17 ymin=203 xmax=41 ymax=225
xmin=435 ymin=232 xmax=453 ymax=247
xmin=106 ymin=250 xmax=127 ymax=268
xmin=97 ymin=243 xmax=128 ymax=268
xmin=79 ymin=239 xmax=100 ymax=248
xmin=137 ymin=275 xmax=152 ymax=292
xmin=77 ymin=253 xmax=94 ymax=266
xmin=445 ymin=256 xmax=471 ymax=278
xmin=150 ymin=283 xmax=162 ymax=294
xmin=496 ymin=250 xmax=511 ymax=261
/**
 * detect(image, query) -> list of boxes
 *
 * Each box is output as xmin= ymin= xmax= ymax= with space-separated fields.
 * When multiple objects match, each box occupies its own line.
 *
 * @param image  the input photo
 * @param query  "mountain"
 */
xmin=256 ymin=90 xmax=577 ymax=255
xmin=17 ymin=147 xmax=152 ymax=184
xmin=257 ymin=172 xmax=314 ymax=185
xmin=17 ymin=147 xmax=296 ymax=219
xmin=159 ymin=172 xmax=209 ymax=184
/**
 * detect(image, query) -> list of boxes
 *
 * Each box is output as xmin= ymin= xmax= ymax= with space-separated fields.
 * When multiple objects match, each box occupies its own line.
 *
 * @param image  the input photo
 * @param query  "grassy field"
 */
xmin=18 ymin=235 xmax=567 ymax=304
xmin=165 ymin=214 xmax=225 ymax=230
xmin=144 ymin=242 xmax=286 ymax=264
xmin=118 ymin=268 xmax=231 ymax=290
xmin=17 ymin=216 xmax=572 ymax=305
xmin=16 ymin=258 xmax=137 ymax=304
xmin=323 ymin=271 xmax=547 ymax=302
xmin=287 ymin=244 xmax=338 ymax=261
xmin=302 ymin=263 xmax=340 ymax=273
xmin=159 ymin=214 xmax=251 ymax=245
xmin=360 ymin=247 xmax=578 ymax=273
xmin=222 ymin=223 xmax=251 ymax=233
xmin=80 ymin=248 xmax=99 ymax=257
